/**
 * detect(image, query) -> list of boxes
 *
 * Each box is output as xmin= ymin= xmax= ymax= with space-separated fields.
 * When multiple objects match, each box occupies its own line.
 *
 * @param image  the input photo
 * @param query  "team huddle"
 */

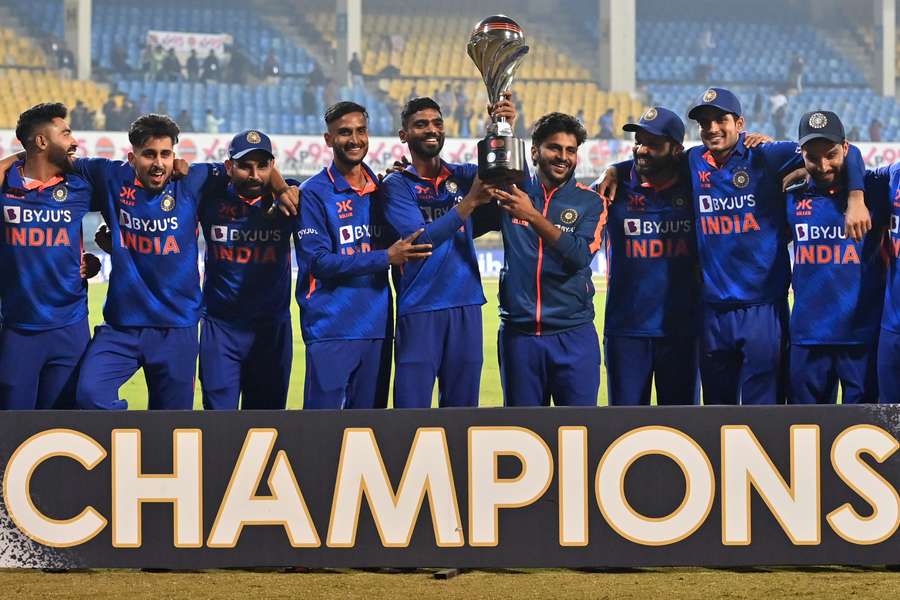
xmin=1 ymin=84 xmax=899 ymax=410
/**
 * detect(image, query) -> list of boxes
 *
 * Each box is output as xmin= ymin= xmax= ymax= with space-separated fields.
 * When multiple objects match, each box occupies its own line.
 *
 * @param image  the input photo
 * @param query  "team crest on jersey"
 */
xmin=732 ymin=169 xmax=750 ymax=189
xmin=446 ymin=180 xmax=458 ymax=194
xmin=642 ymin=108 xmax=658 ymax=121
xmin=808 ymin=113 xmax=828 ymax=129
xmin=702 ymin=89 xmax=717 ymax=103
xmin=160 ymin=194 xmax=176 ymax=212
xmin=560 ymin=208 xmax=578 ymax=225
xmin=246 ymin=131 xmax=262 ymax=144
xmin=51 ymin=185 xmax=67 ymax=202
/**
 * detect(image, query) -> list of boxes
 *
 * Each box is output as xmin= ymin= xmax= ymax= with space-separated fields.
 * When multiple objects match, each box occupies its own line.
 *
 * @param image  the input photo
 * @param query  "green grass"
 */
xmin=86 ymin=279 xmax=610 ymax=409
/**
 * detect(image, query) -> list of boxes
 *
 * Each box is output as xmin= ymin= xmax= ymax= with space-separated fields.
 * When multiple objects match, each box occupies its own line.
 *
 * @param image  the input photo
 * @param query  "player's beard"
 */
xmin=332 ymin=142 xmax=368 ymax=169
xmin=48 ymin=142 xmax=77 ymax=173
xmin=537 ymin=153 xmax=574 ymax=187
xmin=408 ymin=133 xmax=444 ymax=159
xmin=139 ymin=164 xmax=171 ymax=192
xmin=236 ymin=178 xmax=266 ymax=198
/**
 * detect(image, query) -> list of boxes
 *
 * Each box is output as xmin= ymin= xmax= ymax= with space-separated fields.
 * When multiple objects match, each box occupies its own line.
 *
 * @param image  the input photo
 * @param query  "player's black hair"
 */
xmin=401 ymin=97 xmax=442 ymax=127
xmin=531 ymin=112 xmax=587 ymax=148
xmin=324 ymin=101 xmax=369 ymax=125
xmin=128 ymin=114 xmax=180 ymax=148
xmin=15 ymin=102 xmax=68 ymax=149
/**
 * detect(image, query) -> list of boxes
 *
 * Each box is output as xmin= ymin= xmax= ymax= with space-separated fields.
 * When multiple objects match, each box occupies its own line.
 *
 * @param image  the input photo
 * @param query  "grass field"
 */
xmin=85 ymin=278 xmax=611 ymax=409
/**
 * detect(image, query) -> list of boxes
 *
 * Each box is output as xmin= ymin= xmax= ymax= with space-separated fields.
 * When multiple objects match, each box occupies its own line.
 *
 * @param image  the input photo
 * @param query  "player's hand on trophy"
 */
xmin=94 ymin=223 xmax=113 ymax=254
xmin=80 ymin=252 xmax=102 ymax=280
xmin=387 ymin=229 xmax=433 ymax=265
xmin=273 ymin=185 xmax=300 ymax=217
xmin=464 ymin=176 xmax=496 ymax=207
xmin=845 ymin=190 xmax=871 ymax=242
xmin=171 ymin=158 xmax=190 ymax=179
xmin=492 ymin=184 xmax=539 ymax=222
xmin=593 ymin=166 xmax=618 ymax=202
xmin=743 ymin=132 xmax=773 ymax=148
xmin=489 ymin=92 xmax=517 ymax=132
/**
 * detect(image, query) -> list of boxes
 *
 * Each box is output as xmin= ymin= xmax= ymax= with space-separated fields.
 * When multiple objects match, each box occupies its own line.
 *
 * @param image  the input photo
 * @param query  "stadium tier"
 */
xmin=0 ymin=69 xmax=109 ymax=130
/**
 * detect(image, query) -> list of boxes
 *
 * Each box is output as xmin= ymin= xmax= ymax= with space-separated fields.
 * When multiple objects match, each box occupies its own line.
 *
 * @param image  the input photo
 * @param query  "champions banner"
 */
xmin=3 ymin=130 xmax=900 ymax=180
xmin=1 ymin=406 xmax=899 ymax=569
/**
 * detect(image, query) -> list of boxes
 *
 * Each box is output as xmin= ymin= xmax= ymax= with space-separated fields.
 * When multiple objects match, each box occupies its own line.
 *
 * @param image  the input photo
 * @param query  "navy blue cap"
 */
xmin=688 ymin=87 xmax=742 ymax=120
xmin=623 ymin=107 xmax=685 ymax=145
xmin=228 ymin=129 xmax=274 ymax=160
xmin=798 ymin=110 xmax=845 ymax=146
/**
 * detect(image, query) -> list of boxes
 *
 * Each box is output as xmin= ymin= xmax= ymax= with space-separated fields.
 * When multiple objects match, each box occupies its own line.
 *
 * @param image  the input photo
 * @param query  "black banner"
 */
xmin=1 ymin=405 xmax=899 ymax=569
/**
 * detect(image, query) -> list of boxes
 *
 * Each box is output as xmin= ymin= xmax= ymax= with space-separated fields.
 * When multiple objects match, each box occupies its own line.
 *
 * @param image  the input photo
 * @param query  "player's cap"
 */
xmin=797 ymin=111 xmax=845 ymax=146
xmin=623 ymin=107 xmax=685 ymax=145
xmin=228 ymin=129 xmax=274 ymax=159
xmin=687 ymin=87 xmax=742 ymax=120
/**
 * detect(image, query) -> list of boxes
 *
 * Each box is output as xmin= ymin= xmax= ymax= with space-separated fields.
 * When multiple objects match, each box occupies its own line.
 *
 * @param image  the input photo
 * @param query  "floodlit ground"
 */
xmin=1 ymin=567 xmax=898 ymax=599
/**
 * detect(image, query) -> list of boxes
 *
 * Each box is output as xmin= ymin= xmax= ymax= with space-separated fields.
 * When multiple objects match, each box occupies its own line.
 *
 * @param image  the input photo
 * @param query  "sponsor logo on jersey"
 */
xmin=336 ymin=199 xmax=353 ymax=219
xmin=794 ymin=244 xmax=860 ymax=265
xmin=697 ymin=194 xmax=756 ymax=213
xmin=119 ymin=209 xmax=179 ymax=233
xmin=891 ymin=215 xmax=899 ymax=234
xmin=627 ymin=193 xmax=646 ymax=211
xmin=209 ymin=225 xmax=283 ymax=244
xmin=211 ymin=225 xmax=228 ymax=242
xmin=297 ymin=227 xmax=318 ymax=238
xmin=624 ymin=218 xmax=641 ymax=236
xmin=795 ymin=224 xmax=808 ymax=241
xmin=3 ymin=206 xmax=20 ymax=223
xmin=339 ymin=225 xmax=354 ymax=244
xmin=795 ymin=198 xmax=813 ymax=216
xmin=3 ymin=206 xmax=72 ymax=224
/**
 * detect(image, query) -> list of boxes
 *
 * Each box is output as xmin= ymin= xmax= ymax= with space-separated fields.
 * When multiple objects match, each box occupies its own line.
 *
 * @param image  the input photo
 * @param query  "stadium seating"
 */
xmin=0 ymin=69 xmax=110 ymax=130
xmin=0 ymin=27 xmax=46 ymax=68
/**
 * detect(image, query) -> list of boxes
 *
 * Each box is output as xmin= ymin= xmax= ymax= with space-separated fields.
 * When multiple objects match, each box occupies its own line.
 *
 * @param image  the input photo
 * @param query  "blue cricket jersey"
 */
xmin=295 ymin=163 xmax=392 ymax=343
xmin=786 ymin=172 xmax=890 ymax=345
xmin=379 ymin=161 xmax=485 ymax=317
xmin=688 ymin=136 xmax=866 ymax=307
xmin=603 ymin=161 xmax=699 ymax=337
xmin=494 ymin=173 xmax=605 ymax=335
xmin=872 ymin=163 xmax=900 ymax=335
xmin=199 ymin=178 xmax=299 ymax=324
xmin=76 ymin=158 xmax=225 ymax=327
xmin=0 ymin=162 xmax=97 ymax=330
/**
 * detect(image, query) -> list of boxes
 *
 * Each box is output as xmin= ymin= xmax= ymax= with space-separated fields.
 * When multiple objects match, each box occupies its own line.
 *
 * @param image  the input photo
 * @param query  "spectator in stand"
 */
xmin=186 ymin=49 xmax=200 ymax=81
xmin=150 ymin=45 xmax=165 ymax=81
xmin=177 ymin=109 xmax=194 ymax=133
xmin=70 ymin=100 xmax=90 ymax=131
xmin=348 ymin=52 xmax=363 ymax=86
xmin=123 ymin=99 xmax=140 ymax=126
xmin=162 ymin=48 xmax=182 ymax=82
xmin=751 ymin=92 xmax=765 ymax=122
xmin=111 ymin=45 xmax=131 ymax=74
xmin=263 ymin=49 xmax=280 ymax=83
xmin=597 ymin=108 xmax=614 ymax=139
xmin=847 ymin=126 xmax=861 ymax=141
xmin=202 ymin=50 xmax=221 ymax=81
xmin=869 ymin=118 xmax=883 ymax=142
xmin=787 ymin=55 xmax=805 ymax=93
xmin=205 ymin=108 xmax=225 ymax=133
xmin=59 ymin=46 xmax=75 ymax=79
xmin=101 ymin=96 xmax=120 ymax=130
xmin=438 ymin=83 xmax=455 ymax=114
xmin=453 ymin=85 xmax=469 ymax=133
xmin=770 ymin=88 xmax=788 ymax=139
xmin=459 ymin=106 xmax=474 ymax=138
xmin=301 ymin=86 xmax=317 ymax=118
xmin=136 ymin=94 xmax=150 ymax=115
xmin=308 ymin=61 xmax=327 ymax=87
xmin=228 ymin=46 xmax=251 ymax=84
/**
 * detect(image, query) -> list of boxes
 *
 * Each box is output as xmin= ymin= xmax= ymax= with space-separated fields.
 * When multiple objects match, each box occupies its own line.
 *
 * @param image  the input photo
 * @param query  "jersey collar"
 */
xmin=226 ymin=182 xmax=266 ymax=206
xmin=327 ymin=162 xmax=378 ymax=196
xmin=6 ymin=161 xmax=65 ymax=192
xmin=401 ymin=161 xmax=453 ymax=192
xmin=701 ymin=132 xmax=747 ymax=169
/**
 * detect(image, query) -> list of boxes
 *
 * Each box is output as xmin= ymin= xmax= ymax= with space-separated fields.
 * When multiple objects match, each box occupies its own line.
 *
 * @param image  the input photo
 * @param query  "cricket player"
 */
xmin=601 ymin=107 xmax=700 ymax=406
xmin=786 ymin=111 xmax=887 ymax=404
xmin=0 ymin=103 xmax=101 ymax=409
xmin=487 ymin=112 xmax=605 ymax=407
xmin=198 ymin=129 xmax=301 ymax=410
xmin=297 ymin=101 xmax=432 ymax=409
xmin=73 ymin=114 xmax=229 ymax=410
xmin=379 ymin=96 xmax=514 ymax=408
xmin=878 ymin=172 xmax=900 ymax=403
xmin=596 ymin=87 xmax=870 ymax=405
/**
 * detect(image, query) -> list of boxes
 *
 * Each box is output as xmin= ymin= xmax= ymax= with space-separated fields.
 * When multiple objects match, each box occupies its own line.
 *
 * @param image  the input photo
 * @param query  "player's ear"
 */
xmin=126 ymin=151 xmax=136 ymax=167
xmin=224 ymin=159 xmax=234 ymax=176
xmin=530 ymin=143 xmax=538 ymax=166
xmin=735 ymin=115 xmax=745 ymax=132
xmin=323 ymin=131 xmax=332 ymax=148
xmin=398 ymin=128 xmax=408 ymax=143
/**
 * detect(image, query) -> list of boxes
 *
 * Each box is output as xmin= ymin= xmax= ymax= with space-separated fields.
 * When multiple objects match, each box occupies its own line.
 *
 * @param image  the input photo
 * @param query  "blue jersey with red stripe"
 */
xmin=872 ymin=163 xmax=900 ymax=335
xmin=295 ymin=163 xmax=391 ymax=343
xmin=786 ymin=173 xmax=890 ymax=344
xmin=199 ymin=178 xmax=299 ymax=324
xmin=604 ymin=161 xmax=699 ymax=337
xmin=76 ymin=158 xmax=224 ymax=327
xmin=496 ymin=173 xmax=604 ymax=335
xmin=379 ymin=161 xmax=485 ymax=316
xmin=688 ymin=137 xmax=866 ymax=306
xmin=0 ymin=162 xmax=97 ymax=330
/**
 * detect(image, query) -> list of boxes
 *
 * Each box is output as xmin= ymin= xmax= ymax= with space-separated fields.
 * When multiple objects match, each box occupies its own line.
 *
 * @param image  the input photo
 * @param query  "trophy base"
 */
xmin=477 ymin=135 xmax=527 ymax=184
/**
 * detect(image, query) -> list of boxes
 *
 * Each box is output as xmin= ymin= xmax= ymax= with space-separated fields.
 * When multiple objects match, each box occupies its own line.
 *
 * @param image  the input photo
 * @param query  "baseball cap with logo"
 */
xmin=228 ymin=129 xmax=274 ymax=160
xmin=797 ymin=111 xmax=845 ymax=147
xmin=688 ymin=87 xmax=742 ymax=121
xmin=623 ymin=106 xmax=685 ymax=145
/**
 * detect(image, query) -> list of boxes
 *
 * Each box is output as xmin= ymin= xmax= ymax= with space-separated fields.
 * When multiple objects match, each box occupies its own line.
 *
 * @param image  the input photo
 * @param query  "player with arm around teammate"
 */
xmin=599 ymin=107 xmax=700 ymax=406
xmin=296 ymin=101 xmax=432 ymax=409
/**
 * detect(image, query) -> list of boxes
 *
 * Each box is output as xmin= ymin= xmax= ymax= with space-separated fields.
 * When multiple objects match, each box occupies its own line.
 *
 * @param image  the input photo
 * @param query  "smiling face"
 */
xmin=532 ymin=131 xmax=578 ymax=186
xmin=225 ymin=150 xmax=273 ymax=198
xmin=128 ymin=136 xmax=174 ymax=192
xmin=325 ymin=111 xmax=369 ymax=169
xmin=400 ymin=108 xmax=445 ymax=159
xmin=633 ymin=129 xmax=681 ymax=177
xmin=31 ymin=116 xmax=79 ymax=173
xmin=802 ymin=138 xmax=848 ymax=188
xmin=694 ymin=107 xmax=743 ymax=155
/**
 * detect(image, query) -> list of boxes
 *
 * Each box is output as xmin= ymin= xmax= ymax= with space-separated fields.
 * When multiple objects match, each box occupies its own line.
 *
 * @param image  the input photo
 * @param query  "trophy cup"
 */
xmin=467 ymin=15 xmax=529 ymax=183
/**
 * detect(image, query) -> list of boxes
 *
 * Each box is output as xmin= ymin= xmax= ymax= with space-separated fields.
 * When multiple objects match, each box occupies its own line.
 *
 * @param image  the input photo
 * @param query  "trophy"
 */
xmin=467 ymin=15 xmax=529 ymax=183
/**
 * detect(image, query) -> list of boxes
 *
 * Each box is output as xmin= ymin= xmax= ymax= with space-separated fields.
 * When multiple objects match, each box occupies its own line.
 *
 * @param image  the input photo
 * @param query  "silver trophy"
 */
xmin=467 ymin=15 xmax=529 ymax=183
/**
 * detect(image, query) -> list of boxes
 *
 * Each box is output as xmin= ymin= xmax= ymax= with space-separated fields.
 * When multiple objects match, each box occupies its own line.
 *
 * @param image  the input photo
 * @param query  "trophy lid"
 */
xmin=467 ymin=15 xmax=529 ymax=106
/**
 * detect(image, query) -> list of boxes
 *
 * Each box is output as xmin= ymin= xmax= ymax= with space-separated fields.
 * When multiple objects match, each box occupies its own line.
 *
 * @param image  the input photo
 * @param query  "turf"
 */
xmin=85 ymin=278 xmax=611 ymax=409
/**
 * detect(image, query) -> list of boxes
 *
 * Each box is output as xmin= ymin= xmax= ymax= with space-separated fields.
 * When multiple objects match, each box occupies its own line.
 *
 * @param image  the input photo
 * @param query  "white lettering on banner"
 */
xmin=146 ymin=31 xmax=233 ymax=65
xmin=2 ymin=423 xmax=899 ymax=552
